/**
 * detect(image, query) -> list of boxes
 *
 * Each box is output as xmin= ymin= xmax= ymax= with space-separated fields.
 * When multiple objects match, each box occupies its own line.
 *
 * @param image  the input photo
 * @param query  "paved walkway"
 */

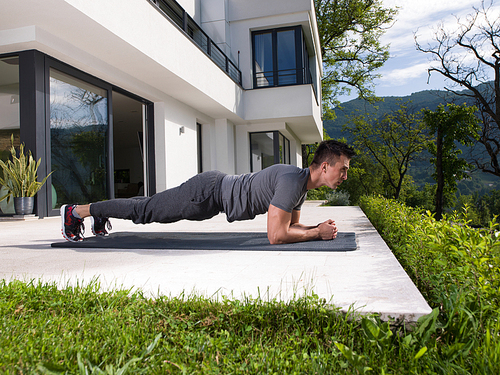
xmin=0 ymin=203 xmax=431 ymax=322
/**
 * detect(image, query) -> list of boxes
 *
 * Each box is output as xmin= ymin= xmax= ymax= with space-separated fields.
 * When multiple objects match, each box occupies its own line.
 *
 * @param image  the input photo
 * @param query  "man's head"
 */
xmin=310 ymin=140 xmax=356 ymax=167
xmin=309 ymin=140 xmax=356 ymax=190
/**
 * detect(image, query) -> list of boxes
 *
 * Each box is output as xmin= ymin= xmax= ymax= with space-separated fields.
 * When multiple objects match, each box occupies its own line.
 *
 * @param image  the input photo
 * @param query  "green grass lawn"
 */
xmin=1 ymin=279 xmax=386 ymax=374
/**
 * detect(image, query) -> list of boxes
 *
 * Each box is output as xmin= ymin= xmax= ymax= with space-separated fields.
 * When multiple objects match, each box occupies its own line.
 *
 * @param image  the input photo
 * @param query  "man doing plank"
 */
xmin=61 ymin=140 xmax=355 ymax=244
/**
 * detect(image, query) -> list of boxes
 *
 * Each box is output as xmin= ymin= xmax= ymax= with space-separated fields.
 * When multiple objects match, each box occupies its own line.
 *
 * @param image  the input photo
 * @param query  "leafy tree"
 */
xmin=415 ymin=0 xmax=500 ymax=177
xmin=477 ymin=189 xmax=500 ymax=224
xmin=423 ymin=103 xmax=481 ymax=220
xmin=346 ymin=101 xmax=431 ymax=199
xmin=315 ymin=0 xmax=397 ymax=116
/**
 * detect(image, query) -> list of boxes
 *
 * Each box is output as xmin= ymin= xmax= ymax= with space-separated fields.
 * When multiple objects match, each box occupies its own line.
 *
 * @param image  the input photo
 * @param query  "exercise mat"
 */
xmin=51 ymin=232 xmax=357 ymax=251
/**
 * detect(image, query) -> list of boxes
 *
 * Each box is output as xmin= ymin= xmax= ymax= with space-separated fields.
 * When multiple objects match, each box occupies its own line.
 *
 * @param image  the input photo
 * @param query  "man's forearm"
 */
xmin=270 ymin=221 xmax=338 ymax=244
xmin=266 ymin=205 xmax=337 ymax=244
xmin=290 ymin=222 xmax=318 ymax=230
xmin=270 ymin=225 xmax=322 ymax=244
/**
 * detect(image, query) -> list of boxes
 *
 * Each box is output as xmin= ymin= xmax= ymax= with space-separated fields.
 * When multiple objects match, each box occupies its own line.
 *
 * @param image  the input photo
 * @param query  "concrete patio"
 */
xmin=0 ymin=202 xmax=432 ymax=323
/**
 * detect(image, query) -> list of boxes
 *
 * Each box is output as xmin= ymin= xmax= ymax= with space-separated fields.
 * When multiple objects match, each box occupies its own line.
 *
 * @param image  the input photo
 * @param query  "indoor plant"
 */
xmin=0 ymin=135 xmax=51 ymax=215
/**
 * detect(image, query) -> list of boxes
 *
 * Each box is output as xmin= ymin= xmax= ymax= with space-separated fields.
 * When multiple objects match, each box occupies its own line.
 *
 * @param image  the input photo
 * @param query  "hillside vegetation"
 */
xmin=324 ymin=87 xmax=480 ymax=140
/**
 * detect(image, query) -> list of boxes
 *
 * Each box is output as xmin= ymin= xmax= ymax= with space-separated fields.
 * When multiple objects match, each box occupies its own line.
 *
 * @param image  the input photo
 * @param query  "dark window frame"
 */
xmin=249 ymin=130 xmax=291 ymax=172
xmin=196 ymin=122 xmax=203 ymax=173
xmin=252 ymin=26 xmax=310 ymax=89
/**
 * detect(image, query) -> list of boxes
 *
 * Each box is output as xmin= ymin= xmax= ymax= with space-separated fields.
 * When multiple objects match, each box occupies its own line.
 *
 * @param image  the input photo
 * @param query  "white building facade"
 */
xmin=0 ymin=0 xmax=322 ymax=218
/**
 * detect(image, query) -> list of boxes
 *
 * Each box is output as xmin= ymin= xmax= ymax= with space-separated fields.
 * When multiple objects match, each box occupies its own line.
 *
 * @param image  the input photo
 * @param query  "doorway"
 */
xmin=112 ymin=91 xmax=145 ymax=198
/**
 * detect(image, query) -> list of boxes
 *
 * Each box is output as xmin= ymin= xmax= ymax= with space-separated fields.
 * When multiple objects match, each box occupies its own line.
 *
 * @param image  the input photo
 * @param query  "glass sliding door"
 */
xmin=250 ymin=131 xmax=292 ymax=172
xmin=49 ymin=68 xmax=109 ymax=208
xmin=0 ymin=56 xmax=20 ymax=215
xmin=112 ymin=90 xmax=145 ymax=198
xmin=279 ymin=133 xmax=290 ymax=164
xmin=250 ymin=132 xmax=275 ymax=172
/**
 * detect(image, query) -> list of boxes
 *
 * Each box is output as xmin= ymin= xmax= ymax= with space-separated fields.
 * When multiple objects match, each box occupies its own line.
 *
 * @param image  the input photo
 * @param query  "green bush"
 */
xmin=324 ymin=190 xmax=350 ymax=206
xmin=360 ymin=195 xmax=500 ymax=373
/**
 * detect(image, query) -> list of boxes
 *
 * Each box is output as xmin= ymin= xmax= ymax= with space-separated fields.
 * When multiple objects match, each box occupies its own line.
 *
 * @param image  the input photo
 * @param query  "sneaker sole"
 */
xmin=90 ymin=216 xmax=98 ymax=236
xmin=90 ymin=216 xmax=109 ymax=236
xmin=60 ymin=205 xmax=82 ymax=242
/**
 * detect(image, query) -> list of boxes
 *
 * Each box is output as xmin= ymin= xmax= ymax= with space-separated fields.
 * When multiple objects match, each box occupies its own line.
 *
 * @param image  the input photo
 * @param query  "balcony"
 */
xmin=149 ymin=0 xmax=242 ymax=86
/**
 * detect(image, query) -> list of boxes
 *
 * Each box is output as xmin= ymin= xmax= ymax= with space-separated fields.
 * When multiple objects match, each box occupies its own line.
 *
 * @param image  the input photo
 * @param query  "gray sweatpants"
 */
xmin=89 ymin=171 xmax=226 ymax=224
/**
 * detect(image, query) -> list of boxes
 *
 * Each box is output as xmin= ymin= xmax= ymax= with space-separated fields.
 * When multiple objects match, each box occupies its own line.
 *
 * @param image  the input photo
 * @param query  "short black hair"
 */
xmin=310 ymin=140 xmax=356 ymax=167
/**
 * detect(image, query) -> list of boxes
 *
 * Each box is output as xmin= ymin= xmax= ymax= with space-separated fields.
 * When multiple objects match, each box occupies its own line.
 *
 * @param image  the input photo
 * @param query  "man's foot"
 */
xmin=91 ymin=216 xmax=112 ymax=236
xmin=60 ymin=204 xmax=85 ymax=242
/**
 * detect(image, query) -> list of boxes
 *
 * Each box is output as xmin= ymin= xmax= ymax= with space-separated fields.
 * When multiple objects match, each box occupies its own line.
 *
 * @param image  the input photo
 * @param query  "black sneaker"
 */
xmin=60 ymin=204 xmax=85 ymax=242
xmin=91 ymin=216 xmax=112 ymax=236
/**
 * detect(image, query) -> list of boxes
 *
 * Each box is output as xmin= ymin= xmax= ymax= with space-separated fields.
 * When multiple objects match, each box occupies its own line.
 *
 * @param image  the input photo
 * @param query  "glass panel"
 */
xmin=0 ymin=56 xmax=20 ymax=214
xmin=50 ymin=69 xmax=108 ymax=208
xmin=189 ymin=17 xmax=208 ymax=53
xmin=254 ymin=32 xmax=274 ymax=87
xmin=284 ymin=137 xmax=290 ymax=164
xmin=250 ymin=132 xmax=274 ymax=172
xmin=211 ymin=42 xmax=226 ymax=71
xmin=277 ymin=29 xmax=297 ymax=85
xmin=228 ymin=61 xmax=241 ymax=84
xmin=279 ymin=133 xmax=284 ymax=164
xmin=112 ymin=91 xmax=144 ymax=199
xmin=278 ymin=133 xmax=290 ymax=165
xmin=158 ymin=0 xmax=184 ymax=29
xmin=302 ymin=37 xmax=310 ymax=84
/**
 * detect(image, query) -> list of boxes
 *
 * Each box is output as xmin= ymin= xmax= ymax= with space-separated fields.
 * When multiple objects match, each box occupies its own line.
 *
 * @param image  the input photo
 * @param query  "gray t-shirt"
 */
xmin=221 ymin=164 xmax=310 ymax=222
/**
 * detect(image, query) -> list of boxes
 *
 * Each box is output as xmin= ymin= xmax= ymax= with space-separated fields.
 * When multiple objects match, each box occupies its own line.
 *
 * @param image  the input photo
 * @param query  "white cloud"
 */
xmin=378 ymin=62 xmax=431 ymax=86
xmin=381 ymin=0 xmax=482 ymax=52
xmin=339 ymin=0 xmax=500 ymax=100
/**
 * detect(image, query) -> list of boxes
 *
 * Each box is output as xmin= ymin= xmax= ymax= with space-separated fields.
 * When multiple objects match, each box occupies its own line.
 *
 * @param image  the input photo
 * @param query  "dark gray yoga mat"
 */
xmin=51 ymin=232 xmax=357 ymax=251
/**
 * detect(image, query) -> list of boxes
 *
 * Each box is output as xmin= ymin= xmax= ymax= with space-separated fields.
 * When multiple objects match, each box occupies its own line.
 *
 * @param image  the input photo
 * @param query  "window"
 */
xmin=252 ymin=26 xmax=310 ymax=88
xmin=0 ymin=55 xmax=20 ymax=215
xmin=250 ymin=131 xmax=291 ymax=172
xmin=0 ymin=50 xmax=155 ymax=218
xmin=50 ymin=68 xmax=109 ymax=208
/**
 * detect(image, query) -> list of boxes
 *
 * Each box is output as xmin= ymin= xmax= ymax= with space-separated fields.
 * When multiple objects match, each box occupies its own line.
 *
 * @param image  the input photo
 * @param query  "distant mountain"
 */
xmin=324 ymin=86 xmax=481 ymax=139
xmin=324 ymin=83 xmax=500 ymax=194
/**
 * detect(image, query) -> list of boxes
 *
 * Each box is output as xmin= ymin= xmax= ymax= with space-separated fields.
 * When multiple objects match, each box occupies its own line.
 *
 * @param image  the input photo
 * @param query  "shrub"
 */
xmin=324 ymin=190 xmax=350 ymax=206
xmin=359 ymin=195 xmax=500 ymax=373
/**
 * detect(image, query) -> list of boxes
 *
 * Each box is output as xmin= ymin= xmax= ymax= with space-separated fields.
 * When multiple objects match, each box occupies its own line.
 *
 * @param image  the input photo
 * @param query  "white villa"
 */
xmin=0 ymin=0 xmax=322 ymax=218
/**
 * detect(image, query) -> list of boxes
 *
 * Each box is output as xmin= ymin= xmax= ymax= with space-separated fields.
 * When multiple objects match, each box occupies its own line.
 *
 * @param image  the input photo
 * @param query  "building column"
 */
xmin=214 ymin=118 xmax=235 ymax=174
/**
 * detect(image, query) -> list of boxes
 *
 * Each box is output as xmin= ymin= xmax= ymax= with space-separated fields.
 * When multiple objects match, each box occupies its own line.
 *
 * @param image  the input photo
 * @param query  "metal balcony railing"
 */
xmin=255 ymin=67 xmax=319 ymax=104
xmin=148 ymin=0 xmax=242 ymax=86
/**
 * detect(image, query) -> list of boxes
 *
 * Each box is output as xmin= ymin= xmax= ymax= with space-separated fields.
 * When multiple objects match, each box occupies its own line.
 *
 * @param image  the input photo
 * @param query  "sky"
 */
xmin=339 ymin=0 xmax=499 ymax=102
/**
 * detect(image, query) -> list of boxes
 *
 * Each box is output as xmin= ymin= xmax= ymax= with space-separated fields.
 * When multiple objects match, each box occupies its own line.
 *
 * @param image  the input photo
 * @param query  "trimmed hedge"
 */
xmin=360 ymin=195 xmax=500 ymax=373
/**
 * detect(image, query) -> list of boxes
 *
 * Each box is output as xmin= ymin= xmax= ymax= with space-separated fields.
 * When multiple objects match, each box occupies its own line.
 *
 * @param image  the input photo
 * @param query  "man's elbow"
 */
xmin=268 ymin=232 xmax=286 ymax=245
xmin=268 ymin=231 xmax=295 ymax=245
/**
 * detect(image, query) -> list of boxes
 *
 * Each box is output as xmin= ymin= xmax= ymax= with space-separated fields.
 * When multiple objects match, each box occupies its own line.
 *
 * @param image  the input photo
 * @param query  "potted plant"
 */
xmin=0 ymin=135 xmax=51 ymax=215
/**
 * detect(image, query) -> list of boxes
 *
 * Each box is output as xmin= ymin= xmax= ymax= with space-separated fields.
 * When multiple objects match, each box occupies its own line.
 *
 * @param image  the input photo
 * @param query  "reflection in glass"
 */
xmin=277 ymin=30 xmax=297 ymax=85
xmin=254 ymin=32 xmax=274 ymax=87
xmin=279 ymin=133 xmax=290 ymax=164
xmin=250 ymin=132 xmax=275 ymax=172
xmin=0 ymin=56 xmax=20 ymax=214
xmin=50 ymin=69 xmax=108 ymax=208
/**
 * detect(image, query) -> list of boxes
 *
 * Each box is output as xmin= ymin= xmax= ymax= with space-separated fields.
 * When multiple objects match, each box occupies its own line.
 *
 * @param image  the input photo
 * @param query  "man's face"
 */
xmin=323 ymin=155 xmax=350 ymax=190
